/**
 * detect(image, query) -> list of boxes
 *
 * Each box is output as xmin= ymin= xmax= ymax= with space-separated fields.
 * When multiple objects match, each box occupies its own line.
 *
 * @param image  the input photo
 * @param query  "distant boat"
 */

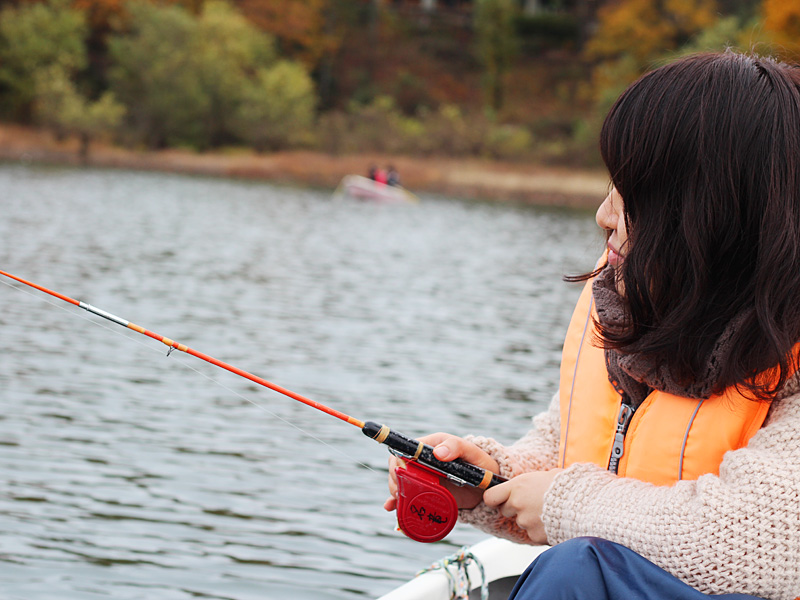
xmin=335 ymin=175 xmax=420 ymax=204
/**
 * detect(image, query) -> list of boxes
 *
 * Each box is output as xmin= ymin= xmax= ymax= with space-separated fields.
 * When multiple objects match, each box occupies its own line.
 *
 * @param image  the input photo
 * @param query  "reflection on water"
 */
xmin=0 ymin=164 xmax=600 ymax=599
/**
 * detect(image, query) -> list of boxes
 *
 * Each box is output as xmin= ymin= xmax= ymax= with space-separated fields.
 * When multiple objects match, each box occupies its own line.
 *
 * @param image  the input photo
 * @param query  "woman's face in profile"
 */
xmin=596 ymin=188 xmax=627 ymax=268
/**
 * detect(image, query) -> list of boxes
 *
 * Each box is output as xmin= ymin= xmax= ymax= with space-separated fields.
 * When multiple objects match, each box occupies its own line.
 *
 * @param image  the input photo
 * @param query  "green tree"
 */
xmin=233 ymin=60 xmax=316 ymax=151
xmin=474 ymin=0 xmax=518 ymax=112
xmin=108 ymin=1 xmax=210 ymax=148
xmin=35 ymin=65 xmax=125 ymax=162
xmin=0 ymin=0 xmax=87 ymax=119
xmin=192 ymin=1 xmax=277 ymax=146
xmin=108 ymin=0 xmax=315 ymax=150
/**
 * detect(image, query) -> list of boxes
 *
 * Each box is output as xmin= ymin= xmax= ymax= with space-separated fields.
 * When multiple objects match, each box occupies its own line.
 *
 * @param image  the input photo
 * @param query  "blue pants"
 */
xmin=509 ymin=537 xmax=763 ymax=600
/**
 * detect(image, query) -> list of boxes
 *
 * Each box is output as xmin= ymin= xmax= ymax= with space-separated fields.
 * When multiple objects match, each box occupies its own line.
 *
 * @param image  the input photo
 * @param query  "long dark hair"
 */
xmin=591 ymin=51 xmax=800 ymax=400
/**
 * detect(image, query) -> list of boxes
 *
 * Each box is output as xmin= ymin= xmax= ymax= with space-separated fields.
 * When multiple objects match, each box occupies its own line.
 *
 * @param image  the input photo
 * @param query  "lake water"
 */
xmin=0 ymin=164 xmax=601 ymax=599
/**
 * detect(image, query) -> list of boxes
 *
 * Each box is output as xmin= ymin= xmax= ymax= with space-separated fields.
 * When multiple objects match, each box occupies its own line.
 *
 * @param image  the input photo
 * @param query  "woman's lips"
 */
xmin=608 ymin=243 xmax=622 ymax=266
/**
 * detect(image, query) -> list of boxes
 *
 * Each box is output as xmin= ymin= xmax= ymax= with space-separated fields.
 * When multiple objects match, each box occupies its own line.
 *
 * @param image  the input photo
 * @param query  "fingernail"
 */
xmin=435 ymin=444 xmax=451 ymax=459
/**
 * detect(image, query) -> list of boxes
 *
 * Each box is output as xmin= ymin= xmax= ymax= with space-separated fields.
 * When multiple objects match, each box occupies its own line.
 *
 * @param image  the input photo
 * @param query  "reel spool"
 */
xmin=395 ymin=461 xmax=458 ymax=543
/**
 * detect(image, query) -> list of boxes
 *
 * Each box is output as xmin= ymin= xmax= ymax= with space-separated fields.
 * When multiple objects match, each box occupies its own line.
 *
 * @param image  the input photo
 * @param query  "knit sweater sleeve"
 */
xmin=542 ymin=390 xmax=800 ymax=600
xmin=457 ymin=391 xmax=561 ymax=542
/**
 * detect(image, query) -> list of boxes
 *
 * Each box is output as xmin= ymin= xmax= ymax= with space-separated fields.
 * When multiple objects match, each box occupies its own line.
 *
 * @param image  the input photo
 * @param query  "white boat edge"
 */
xmin=377 ymin=538 xmax=548 ymax=600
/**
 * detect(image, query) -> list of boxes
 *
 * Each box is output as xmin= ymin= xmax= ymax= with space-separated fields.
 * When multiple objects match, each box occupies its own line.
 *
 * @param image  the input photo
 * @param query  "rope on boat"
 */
xmin=417 ymin=546 xmax=488 ymax=600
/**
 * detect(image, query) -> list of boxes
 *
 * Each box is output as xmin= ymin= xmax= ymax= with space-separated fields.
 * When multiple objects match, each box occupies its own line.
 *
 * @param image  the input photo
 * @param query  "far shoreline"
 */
xmin=0 ymin=124 xmax=608 ymax=209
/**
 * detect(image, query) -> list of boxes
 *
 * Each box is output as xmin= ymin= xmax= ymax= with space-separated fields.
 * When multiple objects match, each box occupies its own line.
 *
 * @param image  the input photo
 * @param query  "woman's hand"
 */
xmin=483 ymin=469 xmax=562 ymax=544
xmin=384 ymin=433 xmax=500 ymax=512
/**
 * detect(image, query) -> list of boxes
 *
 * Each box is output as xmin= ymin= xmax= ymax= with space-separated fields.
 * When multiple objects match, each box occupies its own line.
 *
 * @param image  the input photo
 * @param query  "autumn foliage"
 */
xmin=763 ymin=0 xmax=800 ymax=59
xmin=2 ymin=0 xmax=800 ymax=164
xmin=586 ymin=0 xmax=718 ymax=64
xmin=235 ymin=0 xmax=339 ymax=71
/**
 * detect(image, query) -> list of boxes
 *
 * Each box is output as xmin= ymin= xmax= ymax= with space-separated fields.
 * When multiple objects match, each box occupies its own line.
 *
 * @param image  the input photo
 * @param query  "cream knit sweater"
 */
xmin=459 ymin=375 xmax=800 ymax=599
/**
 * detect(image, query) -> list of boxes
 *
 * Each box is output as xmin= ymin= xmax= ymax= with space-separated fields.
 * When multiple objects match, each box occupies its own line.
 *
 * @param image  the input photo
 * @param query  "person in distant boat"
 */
xmin=386 ymin=166 xmax=400 ymax=187
xmin=367 ymin=164 xmax=388 ymax=185
xmin=385 ymin=51 xmax=800 ymax=600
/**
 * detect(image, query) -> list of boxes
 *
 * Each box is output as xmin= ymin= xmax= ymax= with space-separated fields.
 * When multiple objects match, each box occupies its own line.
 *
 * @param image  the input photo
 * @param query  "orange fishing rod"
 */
xmin=0 ymin=268 xmax=506 ymax=543
xmin=0 ymin=269 xmax=363 ymax=428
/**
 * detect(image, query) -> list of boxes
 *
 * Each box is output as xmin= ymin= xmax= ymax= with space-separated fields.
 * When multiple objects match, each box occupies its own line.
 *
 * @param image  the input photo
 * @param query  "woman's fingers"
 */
xmin=430 ymin=436 xmax=500 ymax=473
xmin=483 ymin=480 xmax=511 ymax=508
xmin=480 ymin=470 xmax=562 ymax=544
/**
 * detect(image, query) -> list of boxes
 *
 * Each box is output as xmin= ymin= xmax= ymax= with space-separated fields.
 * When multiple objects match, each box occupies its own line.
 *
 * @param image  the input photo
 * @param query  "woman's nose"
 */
xmin=596 ymin=193 xmax=617 ymax=231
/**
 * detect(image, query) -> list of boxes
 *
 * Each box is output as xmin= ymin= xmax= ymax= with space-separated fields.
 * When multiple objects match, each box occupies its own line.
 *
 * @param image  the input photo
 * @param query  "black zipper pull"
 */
xmin=608 ymin=402 xmax=634 ymax=474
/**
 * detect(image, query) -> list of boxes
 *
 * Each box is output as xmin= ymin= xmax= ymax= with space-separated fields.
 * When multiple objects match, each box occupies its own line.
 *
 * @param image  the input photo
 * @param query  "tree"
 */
xmin=193 ymin=0 xmax=277 ymax=146
xmin=474 ymin=0 xmax=518 ymax=112
xmin=35 ymin=65 xmax=125 ymax=162
xmin=109 ymin=1 xmax=276 ymax=148
xmin=108 ymin=1 xmax=207 ymax=147
xmin=0 ymin=0 xmax=87 ymax=119
xmin=676 ymin=14 xmax=770 ymax=57
xmin=233 ymin=60 xmax=316 ymax=151
xmin=236 ymin=0 xmax=339 ymax=72
xmin=586 ymin=0 xmax=718 ymax=64
xmin=108 ymin=0 xmax=318 ymax=150
xmin=763 ymin=0 xmax=800 ymax=59
xmin=584 ymin=0 xmax=718 ymax=103
xmin=72 ymin=0 xmax=128 ymax=31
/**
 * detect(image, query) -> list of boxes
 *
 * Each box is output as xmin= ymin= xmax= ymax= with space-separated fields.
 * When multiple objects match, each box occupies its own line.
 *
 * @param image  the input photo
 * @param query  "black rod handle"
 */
xmin=362 ymin=421 xmax=507 ymax=489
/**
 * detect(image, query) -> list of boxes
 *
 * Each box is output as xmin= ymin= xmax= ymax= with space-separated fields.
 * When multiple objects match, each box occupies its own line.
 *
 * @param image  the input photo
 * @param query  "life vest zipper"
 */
xmin=608 ymin=401 xmax=634 ymax=474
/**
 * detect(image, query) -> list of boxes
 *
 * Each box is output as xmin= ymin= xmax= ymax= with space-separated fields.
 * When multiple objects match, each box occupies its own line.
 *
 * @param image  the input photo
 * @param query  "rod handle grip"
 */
xmin=362 ymin=421 xmax=507 ymax=489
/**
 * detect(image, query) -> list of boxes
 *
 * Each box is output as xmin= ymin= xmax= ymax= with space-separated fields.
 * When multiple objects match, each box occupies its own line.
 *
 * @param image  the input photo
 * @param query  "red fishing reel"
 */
xmin=395 ymin=460 xmax=458 ymax=543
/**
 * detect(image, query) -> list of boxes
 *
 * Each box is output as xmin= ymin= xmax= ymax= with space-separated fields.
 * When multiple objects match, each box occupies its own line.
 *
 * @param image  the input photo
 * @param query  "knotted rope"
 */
xmin=417 ymin=546 xmax=488 ymax=600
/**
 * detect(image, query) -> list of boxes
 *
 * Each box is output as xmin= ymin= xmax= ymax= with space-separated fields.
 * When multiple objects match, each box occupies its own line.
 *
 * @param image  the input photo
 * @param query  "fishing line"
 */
xmin=0 ymin=276 xmax=378 ymax=474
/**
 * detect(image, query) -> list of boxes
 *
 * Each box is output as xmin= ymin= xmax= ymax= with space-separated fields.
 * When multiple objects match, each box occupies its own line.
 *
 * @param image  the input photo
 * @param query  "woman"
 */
xmin=385 ymin=52 xmax=800 ymax=599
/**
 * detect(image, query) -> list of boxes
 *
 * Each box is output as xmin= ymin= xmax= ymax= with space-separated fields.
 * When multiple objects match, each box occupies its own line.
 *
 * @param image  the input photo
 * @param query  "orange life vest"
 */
xmin=558 ymin=279 xmax=771 ymax=486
